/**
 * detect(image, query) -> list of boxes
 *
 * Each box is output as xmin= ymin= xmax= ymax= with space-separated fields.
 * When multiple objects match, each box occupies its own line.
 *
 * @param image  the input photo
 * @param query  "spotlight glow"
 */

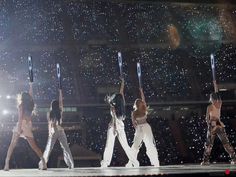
xmin=6 ymin=95 xmax=11 ymax=99
xmin=2 ymin=109 xmax=9 ymax=115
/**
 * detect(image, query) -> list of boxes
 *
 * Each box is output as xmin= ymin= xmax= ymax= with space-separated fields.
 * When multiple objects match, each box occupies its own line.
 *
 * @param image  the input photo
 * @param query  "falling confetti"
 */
xmin=0 ymin=0 xmax=234 ymax=168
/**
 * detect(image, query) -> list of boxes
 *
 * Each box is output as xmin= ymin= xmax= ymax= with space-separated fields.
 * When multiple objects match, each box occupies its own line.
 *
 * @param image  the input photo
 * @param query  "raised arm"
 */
xmin=59 ymin=89 xmax=64 ymax=112
xmin=205 ymin=106 xmax=210 ymax=126
xmin=139 ymin=88 xmax=146 ymax=103
xmin=29 ymin=82 xmax=33 ymax=97
xmin=119 ymin=77 xmax=124 ymax=95
xmin=119 ymin=77 xmax=125 ymax=103
xmin=213 ymin=80 xmax=218 ymax=93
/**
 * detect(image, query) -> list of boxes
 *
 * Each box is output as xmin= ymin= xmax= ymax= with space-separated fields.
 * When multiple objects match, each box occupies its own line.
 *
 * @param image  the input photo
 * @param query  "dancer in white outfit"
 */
xmin=4 ymin=82 xmax=47 ymax=170
xmin=101 ymin=78 xmax=139 ymax=168
xmin=126 ymin=88 xmax=159 ymax=167
xmin=39 ymin=89 xmax=74 ymax=169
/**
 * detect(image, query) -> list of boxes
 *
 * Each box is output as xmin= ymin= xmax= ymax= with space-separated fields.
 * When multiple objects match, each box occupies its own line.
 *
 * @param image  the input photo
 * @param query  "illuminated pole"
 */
xmin=118 ymin=52 xmax=123 ymax=78
xmin=28 ymin=55 xmax=33 ymax=82
xmin=210 ymin=54 xmax=216 ymax=81
xmin=137 ymin=62 xmax=142 ymax=88
xmin=57 ymin=63 xmax=62 ymax=89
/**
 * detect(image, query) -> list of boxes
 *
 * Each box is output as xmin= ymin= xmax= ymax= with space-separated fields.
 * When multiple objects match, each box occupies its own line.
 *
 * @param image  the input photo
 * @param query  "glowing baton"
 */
xmin=137 ymin=62 xmax=142 ymax=88
xmin=118 ymin=52 xmax=123 ymax=78
xmin=28 ymin=55 xmax=33 ymax=82
xmin=210 ymin=54 xmax=216 ymax=81
xmin=56 ymin=63 xmax=62 ymax=89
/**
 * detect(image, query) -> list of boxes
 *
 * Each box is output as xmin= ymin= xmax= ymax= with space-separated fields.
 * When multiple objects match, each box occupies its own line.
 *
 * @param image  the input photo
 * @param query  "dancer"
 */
xmin=39 ymin=89 xmax=74 ymax=169
xmin=4 ymin=82 xmax=47 ymax=170
xmin=126 ymin=62 xmax=159 ymax=167
xmin=200 ymin=81 xmax=236 ymax=165
xmin=100 ymin=77 xmax=139 ymax=168
xmin=126 ymin=89 xmax=159 ymax=167
xmin=39 ymin=63 xmax=74 ymax=169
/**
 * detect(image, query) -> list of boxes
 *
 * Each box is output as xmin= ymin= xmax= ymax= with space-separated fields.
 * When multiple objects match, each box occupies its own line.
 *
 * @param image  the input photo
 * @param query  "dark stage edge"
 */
xmin=1 ymin=164 xmax=236 ymax=177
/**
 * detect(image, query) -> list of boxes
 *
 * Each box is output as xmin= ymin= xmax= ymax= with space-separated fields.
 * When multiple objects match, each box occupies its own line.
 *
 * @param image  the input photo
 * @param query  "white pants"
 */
xmin=130 ymin=123 xmax=159 ymax=166
xmin=101 ymin=119 xmax=139 ymax=167
xmin=43 ymin=128 xmax=74 ymax=168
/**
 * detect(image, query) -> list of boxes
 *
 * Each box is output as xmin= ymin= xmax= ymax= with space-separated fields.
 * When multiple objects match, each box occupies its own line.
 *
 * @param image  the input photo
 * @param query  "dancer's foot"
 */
xmin=200 ymin=161 xmax=210 ymax=166
xmin=154 ymin=162 xmax=160 ymax=167
xmin=231 ymin=160 xmax=236 ymax=165
xmin=128 ymin=160 xmax=139 ymax=168
xmin=100 ymin=161 xmax=108 ymax=168
xmin=38 ymin=157 xmax=47 ymax=170
xmin=132 ymin=161 xmax=139 ymax=168
xmin=125 ymin=161 xmax=132 ymax=168
xmin=100 ymin=165 xmax=108 ymax=168
xmin=68 ymin=164 xmax=74 ymax=169
xmin=3 ymin=163 xmax=9 ymax=171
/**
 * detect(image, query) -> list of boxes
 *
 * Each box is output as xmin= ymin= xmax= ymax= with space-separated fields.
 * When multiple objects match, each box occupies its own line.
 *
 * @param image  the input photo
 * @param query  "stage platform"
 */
xmin=1 ymin=164 xmax=236 ymax=177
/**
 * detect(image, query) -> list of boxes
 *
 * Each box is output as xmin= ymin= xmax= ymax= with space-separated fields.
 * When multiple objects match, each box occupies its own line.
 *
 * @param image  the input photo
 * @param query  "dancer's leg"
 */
xmin=101 ymin=126 xmax=116 ymax=167
xmin=4 ymin=133 xmax=20 ymax=171
xmin=26 ymin=137 xmax=47 ymax=170
xmin=58 ymin=130 xmax=74 ymax=168
xmin=117 ymin=128 xmax=139 ymax=167
xmin=126 ymin=125 xmax=143 ymax=167
xmin=201 ymin=128 xmax=216 ymax=165
xmin=43 ymin=133 xmax=58 ymax=163
xmin=143 ymin=124 xmax=159 ymax=166
xmin=218 ymin=127 xmax=236 ymax=163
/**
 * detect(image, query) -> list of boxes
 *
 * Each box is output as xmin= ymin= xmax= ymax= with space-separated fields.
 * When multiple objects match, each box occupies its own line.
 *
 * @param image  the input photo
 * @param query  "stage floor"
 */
xmin=1 ymin=164 xmax=236 ymax=176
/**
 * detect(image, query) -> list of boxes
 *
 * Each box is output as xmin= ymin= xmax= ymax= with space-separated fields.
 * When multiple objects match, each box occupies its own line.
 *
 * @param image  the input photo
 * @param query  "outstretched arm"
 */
xmin=119 ymin=77 xmax=124 ymax=95
xmin=29 ymin=82 xmax=33 ymax=97
xmin=119 ymin=77 xmax=125 ymax=100
xmin=139 ymin=88 xmax=146 ymax=104
xmin=213 ymin=81 xmax=223 ymax=105
xmin=206 ymin=106 xmax=210 ymax=126
xmin=59 ymin=89 xmax=64 ymax=112
xmin=213 ymin=80 xmax=218 ymax=93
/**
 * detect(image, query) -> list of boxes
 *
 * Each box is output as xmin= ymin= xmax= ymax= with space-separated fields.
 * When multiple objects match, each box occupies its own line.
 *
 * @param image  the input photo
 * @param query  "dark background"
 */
xmin=0 ymin=0 xmax=235 ymax=168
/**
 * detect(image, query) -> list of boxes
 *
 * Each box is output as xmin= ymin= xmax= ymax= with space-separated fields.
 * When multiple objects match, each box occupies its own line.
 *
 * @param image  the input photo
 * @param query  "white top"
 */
xmin=135 ymin=114 xmax=147 ymax=125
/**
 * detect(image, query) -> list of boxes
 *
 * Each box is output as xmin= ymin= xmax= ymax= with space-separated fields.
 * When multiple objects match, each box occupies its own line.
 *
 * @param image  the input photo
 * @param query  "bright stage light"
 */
xmin=6 ymin=95 xmax=11 ymax=99
xmin=2 ymin=109 xmax=9 ymax=115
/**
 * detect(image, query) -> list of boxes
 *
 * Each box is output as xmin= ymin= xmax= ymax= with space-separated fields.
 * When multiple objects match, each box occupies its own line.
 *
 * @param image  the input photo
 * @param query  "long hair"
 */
xmin=49 ymin=100 xmax=61 ymax=123
xmin=133 ymin=98 xmax=147 ymax=114
xmin=209 ymin=92 xmax=221 ymax=103
xmin=133 ymin=98 xmax=142 ymax=110
xmin=106 ymin=93 xmax=126 ymax=118
xmin=17 ymin=92 xmax=35 ymax=116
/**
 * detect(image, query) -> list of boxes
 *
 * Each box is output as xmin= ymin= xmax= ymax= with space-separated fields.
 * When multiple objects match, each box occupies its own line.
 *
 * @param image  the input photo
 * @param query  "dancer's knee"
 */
xmin=204 ymin=143 xmax=213 ymax=153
